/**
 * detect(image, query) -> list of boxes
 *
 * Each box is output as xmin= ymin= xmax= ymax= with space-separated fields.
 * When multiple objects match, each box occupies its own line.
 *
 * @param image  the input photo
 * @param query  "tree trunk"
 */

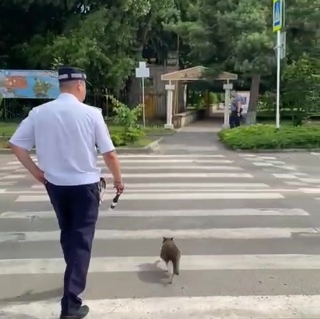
xmin=245 ymin=74 xmax=261 ymax=125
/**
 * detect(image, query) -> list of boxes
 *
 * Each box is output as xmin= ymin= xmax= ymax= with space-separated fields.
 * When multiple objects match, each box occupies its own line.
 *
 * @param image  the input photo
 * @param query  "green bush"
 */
xmin=218 ymin=124 xmax=320 ymax=150
xmin=109 ymin=126 xmax=145 ymax=147
xmin=110 ymin=131 xmax=126 ymax=147
xmin=107 ymin=95 xmax=145 ymax=146
xmin=108 ymin=95 xmax=142 ymax=128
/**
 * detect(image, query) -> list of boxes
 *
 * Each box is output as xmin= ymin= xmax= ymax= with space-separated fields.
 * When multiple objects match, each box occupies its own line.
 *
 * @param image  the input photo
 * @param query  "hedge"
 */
xmin=218 ymin=124 xmax=320 ymax=150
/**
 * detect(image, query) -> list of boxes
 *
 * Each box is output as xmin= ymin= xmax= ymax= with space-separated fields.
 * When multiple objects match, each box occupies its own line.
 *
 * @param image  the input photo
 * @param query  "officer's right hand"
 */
xmin=114 ymin=180 xmax=124 ymax=194
xmin=31 ymin=167 xmax=46 ymax=184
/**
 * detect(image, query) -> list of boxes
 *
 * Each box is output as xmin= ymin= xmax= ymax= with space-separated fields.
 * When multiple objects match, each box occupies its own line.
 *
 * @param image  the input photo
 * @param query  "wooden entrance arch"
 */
xmin=160 ymin=66 xmax=238 ymax=128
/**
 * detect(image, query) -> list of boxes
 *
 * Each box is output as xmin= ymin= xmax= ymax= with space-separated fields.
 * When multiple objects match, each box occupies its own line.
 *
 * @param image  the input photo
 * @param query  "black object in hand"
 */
xmin=110 ymin=194 xmax=121 ymax=210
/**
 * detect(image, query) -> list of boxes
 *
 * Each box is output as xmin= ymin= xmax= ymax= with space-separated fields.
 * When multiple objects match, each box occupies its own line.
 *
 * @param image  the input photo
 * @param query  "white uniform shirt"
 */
xmin=9 ymin=93 xmax=115 ymax=186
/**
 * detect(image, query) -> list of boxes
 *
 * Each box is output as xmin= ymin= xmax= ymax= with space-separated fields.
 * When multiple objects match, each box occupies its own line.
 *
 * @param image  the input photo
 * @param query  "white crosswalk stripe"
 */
xmin=0 ymin=153 xmax=319 ymax=318
xmin=3 ymin=295 xmax=320 ymax=319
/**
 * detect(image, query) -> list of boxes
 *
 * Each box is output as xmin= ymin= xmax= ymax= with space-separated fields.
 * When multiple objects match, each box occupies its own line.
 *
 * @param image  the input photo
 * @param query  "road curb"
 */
xmin=233 ymin=148 xmax=320 ymax=153
xmin=0 ymin=138 xmax=163 ymax=155
xmin=220 ymin=145 xmax=320 ymax=153
xmin=115 ymin=137 xmax=163 ymax=154
xmin=217 ymin=139 xmax=320 ymax=153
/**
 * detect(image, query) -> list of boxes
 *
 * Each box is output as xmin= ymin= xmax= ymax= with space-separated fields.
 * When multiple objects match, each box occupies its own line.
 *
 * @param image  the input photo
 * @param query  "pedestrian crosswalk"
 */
xmin=0 ymin=153 xmax=320 ymax=318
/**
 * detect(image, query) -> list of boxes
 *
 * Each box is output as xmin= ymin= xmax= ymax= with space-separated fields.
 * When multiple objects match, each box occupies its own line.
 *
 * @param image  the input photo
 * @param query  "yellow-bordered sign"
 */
xmin=273 ymin=0 xmax=283 ymax=32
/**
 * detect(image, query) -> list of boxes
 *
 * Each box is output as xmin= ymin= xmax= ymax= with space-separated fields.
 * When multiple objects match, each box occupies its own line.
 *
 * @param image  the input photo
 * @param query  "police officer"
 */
xmin=9 ymin=66 xmax=124 ymax=319
xmin=229 ymin=89 xmax=243 ymax=128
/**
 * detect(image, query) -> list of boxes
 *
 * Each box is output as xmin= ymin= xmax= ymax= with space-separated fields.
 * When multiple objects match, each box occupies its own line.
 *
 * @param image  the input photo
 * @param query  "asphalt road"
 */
xmin=1 ymin=127 xmax=320 ymax=318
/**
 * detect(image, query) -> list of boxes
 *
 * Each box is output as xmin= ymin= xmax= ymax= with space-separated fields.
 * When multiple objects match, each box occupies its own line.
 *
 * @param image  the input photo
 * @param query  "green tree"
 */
xmin=170 ymin=0 xmax=276 ymax=124
xmin=282 ymin=53 xmax=320 ymax=125
xmin=0 ymin=0 xmax=65 ymax=68
xmin=30 ymin=7 xmax=136 ymax=89
xmin=286 ymin=0 xmax=320 ymax=61
xmin=1 ymin=0 xmax=181 ymax=92
xmin=215 ymin=0 xmax=277 ymax=124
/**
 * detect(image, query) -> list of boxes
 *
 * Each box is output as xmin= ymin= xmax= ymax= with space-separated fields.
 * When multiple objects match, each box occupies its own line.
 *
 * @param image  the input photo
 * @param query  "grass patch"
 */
xmin=0 ymin=121 xmax=170 ymax=148
xmin=107 ymin=125 xmax=168 ymax=147
xmin=0 ymin=122 xmax=19 ymax=137
xmin=109 ymin=127 xmax=160 ymax=148
xmin=0 ymin=121 xmax=175 ymax=137
xmin=0 ymin=137 xmax=10 ymax=148
xmin=120 ymin=137 xmax=154 ymax=148
xmin=109 ymin=124 xmax=175 ymax=136
xmin=257 ymin=119 xmax=292 ymax=126
xmin=0 ymin=135 xmax=155 ymax=149
xmin=219 ymin=123 xmax=320 ymax=150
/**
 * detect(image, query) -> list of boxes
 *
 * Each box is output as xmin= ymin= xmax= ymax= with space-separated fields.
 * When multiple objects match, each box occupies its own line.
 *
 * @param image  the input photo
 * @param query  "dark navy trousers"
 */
xmin=229 ymin=111 xmax=241 ymax=128
xmin=46 ymin=181 xmax=100 ymax=315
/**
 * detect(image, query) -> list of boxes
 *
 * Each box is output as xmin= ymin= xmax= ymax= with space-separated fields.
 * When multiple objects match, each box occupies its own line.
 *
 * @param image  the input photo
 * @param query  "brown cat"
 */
xmin=160 ymin=237 xmax=181 ymax=284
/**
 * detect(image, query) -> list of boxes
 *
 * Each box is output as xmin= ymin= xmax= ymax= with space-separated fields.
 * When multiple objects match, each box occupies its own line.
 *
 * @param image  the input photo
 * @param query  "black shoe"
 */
xmin=60 ymin=305 xmax=90 ymax=319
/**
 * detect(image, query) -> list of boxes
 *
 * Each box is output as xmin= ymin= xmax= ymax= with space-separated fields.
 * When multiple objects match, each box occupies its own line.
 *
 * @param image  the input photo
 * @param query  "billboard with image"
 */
xmin=237 ymin=91 xmax=250 ymax=114
xmin=0 ymin=69 xmax=59 ymax=99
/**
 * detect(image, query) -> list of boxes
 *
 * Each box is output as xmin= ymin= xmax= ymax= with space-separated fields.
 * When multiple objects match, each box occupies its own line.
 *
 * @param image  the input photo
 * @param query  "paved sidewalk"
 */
xmin=159 ymin=120 xmax=225 ymax=154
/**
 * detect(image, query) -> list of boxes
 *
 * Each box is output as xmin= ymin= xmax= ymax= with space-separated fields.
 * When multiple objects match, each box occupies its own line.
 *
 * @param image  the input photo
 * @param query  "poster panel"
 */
xmin=0 ymin=70 xmax=59 ymax=99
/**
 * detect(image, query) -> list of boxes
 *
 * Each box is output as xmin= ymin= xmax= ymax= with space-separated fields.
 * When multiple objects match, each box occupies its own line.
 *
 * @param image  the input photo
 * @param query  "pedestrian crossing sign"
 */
xmin=273 ymin=0 xmax=283 ymax=32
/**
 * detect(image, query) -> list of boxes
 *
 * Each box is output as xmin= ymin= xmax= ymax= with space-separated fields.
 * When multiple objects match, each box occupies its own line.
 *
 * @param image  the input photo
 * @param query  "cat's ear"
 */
xmin=163 ymin=237 xmax=166 ymax=240
xmin=171 ymin=237 xmax=174 ymax=240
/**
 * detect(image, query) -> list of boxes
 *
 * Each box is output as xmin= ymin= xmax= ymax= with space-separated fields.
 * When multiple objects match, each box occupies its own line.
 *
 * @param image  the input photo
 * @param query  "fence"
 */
xmin=0 ymin=92 xmax=110 ymax=121
xmin=0 ymin=90 xmax=167 ymax=123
